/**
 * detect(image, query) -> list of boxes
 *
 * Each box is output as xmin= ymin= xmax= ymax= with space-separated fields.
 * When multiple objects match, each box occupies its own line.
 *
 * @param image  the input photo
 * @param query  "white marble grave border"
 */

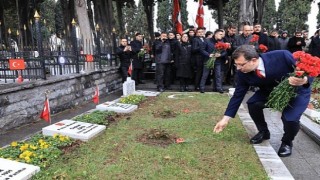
xmin=0 ymin=158 xmax=40 ymax=180
xmin=42 ymin=120 xmax=106 ymax=141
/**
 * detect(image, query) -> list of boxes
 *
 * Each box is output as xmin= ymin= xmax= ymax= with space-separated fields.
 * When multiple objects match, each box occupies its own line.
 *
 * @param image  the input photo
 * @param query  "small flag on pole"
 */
xmin=128 ymin=61 xmax=133 ymax=76
xmin=40 ymin=95 xmax=51 ymax=124
xmin=93 ymin=85 xmax=99 ymax=104
xmin=195 ymin=0 xmax=204 ymax=28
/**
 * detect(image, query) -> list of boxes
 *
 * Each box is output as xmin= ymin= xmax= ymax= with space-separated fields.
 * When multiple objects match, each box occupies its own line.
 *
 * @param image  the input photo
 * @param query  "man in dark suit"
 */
xmin=214 ymin=45 xmax=313 ymax=157
xmin=130 ymin=33 xmax=145 ymax=85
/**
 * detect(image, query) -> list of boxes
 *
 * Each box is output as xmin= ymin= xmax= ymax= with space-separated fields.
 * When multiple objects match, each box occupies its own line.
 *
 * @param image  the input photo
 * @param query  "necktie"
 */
xmin=255 ymin=69 xmax=265 ymax=78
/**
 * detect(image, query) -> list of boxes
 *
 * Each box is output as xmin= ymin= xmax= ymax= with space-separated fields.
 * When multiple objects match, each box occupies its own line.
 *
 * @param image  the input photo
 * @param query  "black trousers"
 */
xmin=156 ymin=63 xmax=171 ymax=89
xmin=247 ymin=101 xmax=300 ymax=146
xmin=120 ymin=66 xmax=129 ymax=83
xmin=132 ymin=68 xmax=143 ymax=83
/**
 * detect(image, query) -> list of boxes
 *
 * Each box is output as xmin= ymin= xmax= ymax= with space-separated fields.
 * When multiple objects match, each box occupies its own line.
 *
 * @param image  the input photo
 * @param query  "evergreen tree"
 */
xmin=157 ymin=0 xmax=172 ymax=32
xmin=180 ymin=0 xmax=189 ymax=30
xmin=261 ymin=0 xmax=276 ymax=32
xmin=277 ymin=0 xmax=311 ymax=35
xmin=131 ymin=0 xmax=149 ymax=41
xmin=212 ymin=0 xmax=239 ymax=28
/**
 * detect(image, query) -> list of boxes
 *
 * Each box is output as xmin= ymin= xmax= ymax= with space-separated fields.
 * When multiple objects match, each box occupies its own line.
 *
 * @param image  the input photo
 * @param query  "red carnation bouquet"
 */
xmin=249 ymin=34 xmax=259 ymax=45
xmin=138 ymin=45 xmax=150 ymax=58
xmin=266 ymin=51 xmax=320 ymax=112
xmin=205 ymin=41 xmax=230 ymax=69
xmin=258 ymin=44 xmax=268 ymax=53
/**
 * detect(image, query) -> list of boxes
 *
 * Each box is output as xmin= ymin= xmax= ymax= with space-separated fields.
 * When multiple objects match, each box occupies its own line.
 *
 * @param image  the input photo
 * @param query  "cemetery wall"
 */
xmin=0 ymin=67 xmax=122 ymax=134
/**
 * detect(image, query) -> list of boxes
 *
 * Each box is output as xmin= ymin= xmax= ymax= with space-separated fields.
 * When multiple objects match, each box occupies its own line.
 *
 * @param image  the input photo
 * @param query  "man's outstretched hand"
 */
xmin=213 ymin=116 xmax=230 ymax=133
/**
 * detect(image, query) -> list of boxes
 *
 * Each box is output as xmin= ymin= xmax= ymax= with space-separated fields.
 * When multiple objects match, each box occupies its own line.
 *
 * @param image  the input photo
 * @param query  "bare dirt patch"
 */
xmin=60 ymin=140 xmax=82 ymax=154
xmin=152 ymin=109 xmax=178 ymax=118
xmin=137 ymin=128 xmax=177 ymax=147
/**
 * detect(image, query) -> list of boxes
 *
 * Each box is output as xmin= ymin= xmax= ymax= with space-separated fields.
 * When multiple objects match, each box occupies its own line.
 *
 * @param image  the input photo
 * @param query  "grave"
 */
xmin=0 ymin=158 xmax=40 ymax=180
xmin=133 ymin=90 xmax=160 ymax=97
xmin=42 ymin=120 xmax=106 ymax=141
xmin=123 ymin=77 xmax=135 ymax=96
xmin=96 ymin=102 xmax=138 ymax=113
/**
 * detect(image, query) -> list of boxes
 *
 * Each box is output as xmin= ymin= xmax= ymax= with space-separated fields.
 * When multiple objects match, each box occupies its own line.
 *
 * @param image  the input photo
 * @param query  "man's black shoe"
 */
xmin=200 ymin=90 xmax=205 ymax=93
xmin=250 ymin=131 xmax=270 ymax=144
xmin=195 ymin=87 xmax=200 ymax=91
xmin=278 ymin=143 xmax=292 ymax=157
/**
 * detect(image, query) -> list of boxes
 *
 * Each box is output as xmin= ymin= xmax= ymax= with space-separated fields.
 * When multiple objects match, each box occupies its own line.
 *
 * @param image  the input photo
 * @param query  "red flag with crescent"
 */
xmin=93 ymin=85 xmax=99 ymax=104
xmin=40 ymin=97 xmax=51 ymax=123
xmin=9 ymin=59 xmax=25 ymax=70
xmin=196 ymin=0 xmax=204 ymax=28
xmin=173 ymin=0 xmax=183 ymax=34
xmin=128 ymin=61 xmax=133 ymax=76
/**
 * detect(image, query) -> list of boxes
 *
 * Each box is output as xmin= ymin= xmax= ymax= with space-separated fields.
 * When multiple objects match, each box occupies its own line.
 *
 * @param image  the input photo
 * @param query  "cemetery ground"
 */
xmin=31 ymin=93 xmax=268 ymax=179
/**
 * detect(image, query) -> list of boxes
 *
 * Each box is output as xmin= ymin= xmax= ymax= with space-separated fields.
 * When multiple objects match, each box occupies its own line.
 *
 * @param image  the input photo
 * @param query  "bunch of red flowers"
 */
xmin=258 ymin=44 xmax=268 ymax=53
xmin=266 ymin=51 xmax=320 ymax=112
xmin=249 ymin=34 xmax=259 ymax=45
xmin=205 ymin=41 xmax=230 ymax=69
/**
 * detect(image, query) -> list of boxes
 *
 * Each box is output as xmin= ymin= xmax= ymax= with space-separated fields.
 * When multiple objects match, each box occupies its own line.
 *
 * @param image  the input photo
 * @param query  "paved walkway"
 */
xmin=1 ymin=81 xmax=320 ymax=179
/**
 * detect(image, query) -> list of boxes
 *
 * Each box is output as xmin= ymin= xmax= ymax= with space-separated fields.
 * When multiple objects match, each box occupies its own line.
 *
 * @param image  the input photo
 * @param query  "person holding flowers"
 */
xmin=214 ymin=45 xmax=315 ymax=157
xmin=199 ymin=29 xmax=229 ymax=93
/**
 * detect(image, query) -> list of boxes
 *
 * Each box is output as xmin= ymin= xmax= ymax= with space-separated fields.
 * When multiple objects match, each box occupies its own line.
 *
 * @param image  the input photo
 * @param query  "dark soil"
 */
xmin=60 ymin=140 xmax=82 ymax=154
xmin=153 ymin=109 xmax=178 ymax=118
xmin=136 ymin=128 xmax=177 ymax=147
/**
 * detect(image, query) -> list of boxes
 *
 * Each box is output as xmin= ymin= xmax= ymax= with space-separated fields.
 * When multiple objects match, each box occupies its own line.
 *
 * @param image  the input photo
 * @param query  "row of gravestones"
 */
xmin=0 ymin=77 xmax=160 ymax=180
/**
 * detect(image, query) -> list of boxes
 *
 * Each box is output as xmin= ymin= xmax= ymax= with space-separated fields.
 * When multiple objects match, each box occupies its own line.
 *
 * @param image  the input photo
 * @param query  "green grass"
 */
xmin=33 ymin=92 xmax=268 ymax=180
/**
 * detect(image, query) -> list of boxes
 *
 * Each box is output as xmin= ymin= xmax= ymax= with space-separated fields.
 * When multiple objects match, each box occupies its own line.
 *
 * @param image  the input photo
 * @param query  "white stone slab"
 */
xmin=42 ymin=120 xmax=106 ymax=141
xmin=0 ymin=158 xmax=40 ymax=180
xmin=228 ymin=88 xmax=235 ymax=96
xmin=96 ymin=102 xmax=138 ymax=113
xmin=133 ymin=90 xmax=160 ymax=97
xmin=123 ymin=77 xmax=135 ymax=96
xmin=304 ymin=108 xmax=320 ymax=119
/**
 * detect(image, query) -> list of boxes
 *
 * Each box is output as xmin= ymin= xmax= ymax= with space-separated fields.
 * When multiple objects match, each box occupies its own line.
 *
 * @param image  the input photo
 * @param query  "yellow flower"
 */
xmin=53 ymin=134 xmax=59 ymax=138
xmin=30 ymin=145 xmax=38 ymax=150
xmin=25 ymin=156 xmax=31 ymax=163
xmin=11 ymin=141 xmax=18 ymax=147
xmin=20 ymin=144 xmax=29 ymax=151
xmin=39 ymin=139 xmax=44 ymax=144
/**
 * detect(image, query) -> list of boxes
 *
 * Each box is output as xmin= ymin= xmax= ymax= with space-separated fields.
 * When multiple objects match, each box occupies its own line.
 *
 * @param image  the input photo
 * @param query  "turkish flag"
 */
xmin=128 ymin=61 xmax=133 ymax=76
xmin=173 ymin=0 xmax=183 ymax=34
xmin=93 ymin=85 xmax=99 ymax=104
xmin=196 ymin=0 xmax=204 ymax=28
xmin=9 ymin=59 xmax=25 ymax=70
xmin=40 ymin=97 xmax=51 ymax=123
xmin=86 ymin=54 xmax=94 ymax=62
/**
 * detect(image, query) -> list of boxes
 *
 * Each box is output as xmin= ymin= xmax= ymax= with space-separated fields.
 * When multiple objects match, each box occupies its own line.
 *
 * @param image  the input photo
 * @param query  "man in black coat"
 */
xmin=130 ymin=33 xmax=145 ymax=85
xmin=154 ymin=32 xmax=172 ymax=92
xmin=191 ymin=27 xmax=206 ymax=91
xmin=116 ymin=38 xmax=133 ymax=82
xmin=287 ymin=31 xmax=306 ymax=53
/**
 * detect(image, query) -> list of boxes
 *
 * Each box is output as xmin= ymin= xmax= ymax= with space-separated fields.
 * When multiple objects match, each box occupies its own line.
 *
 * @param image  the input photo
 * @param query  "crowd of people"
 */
xmin=116 ymin=23 xmax=320 ymax=93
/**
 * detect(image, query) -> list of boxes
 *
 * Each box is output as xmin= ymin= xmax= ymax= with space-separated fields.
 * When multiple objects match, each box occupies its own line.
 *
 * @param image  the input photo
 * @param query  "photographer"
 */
xmin=116 ymin=38 xmax=133 ymax=82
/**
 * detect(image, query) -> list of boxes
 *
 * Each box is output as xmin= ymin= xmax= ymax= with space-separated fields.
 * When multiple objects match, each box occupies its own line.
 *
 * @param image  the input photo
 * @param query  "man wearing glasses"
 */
xmin=213 ymin=45 xmax=312 ymax=157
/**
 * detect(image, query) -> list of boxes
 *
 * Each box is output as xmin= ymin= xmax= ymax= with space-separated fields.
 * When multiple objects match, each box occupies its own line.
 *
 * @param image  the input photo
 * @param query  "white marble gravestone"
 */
xmin=123 ymin=77 xmax=135 ymax=96
xmin=0 ymin=158 xmax=40 ymax=180
xmin=42 ymin=120 xmax=106 ymax=141
xmin=133 ymin=90 xmax=160 ymax=97
xmin=96 ymin=102 xmax=137 ymax=113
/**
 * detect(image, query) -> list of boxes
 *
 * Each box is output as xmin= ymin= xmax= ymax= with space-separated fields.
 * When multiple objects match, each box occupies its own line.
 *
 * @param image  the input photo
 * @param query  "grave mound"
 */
xmin=137 ymin=128 xmax=177 ymax=147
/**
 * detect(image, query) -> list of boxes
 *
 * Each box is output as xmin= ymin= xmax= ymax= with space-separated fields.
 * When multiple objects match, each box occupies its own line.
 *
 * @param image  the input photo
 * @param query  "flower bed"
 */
xmin=0 ymin=134 xmax=74 ymax=168
xmin=119 ymin=94 xmax=146 ymax=105
xmin=73 ymin=110 xmax=116 ymax=125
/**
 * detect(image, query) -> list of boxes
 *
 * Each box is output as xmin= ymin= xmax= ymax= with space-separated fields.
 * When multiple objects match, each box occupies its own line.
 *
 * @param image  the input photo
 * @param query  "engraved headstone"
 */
xmin=123 ymin=77 xmax=135 ymax=96
xmin=96 ymin=102 xmax=138 ymax=113
xmin=42 ymin=120 xmax=106 ymax=141
xmin=0 ymin=158 xmax=40 ymax=180
xmin=133 ymin=90 xmax=160 ymax=97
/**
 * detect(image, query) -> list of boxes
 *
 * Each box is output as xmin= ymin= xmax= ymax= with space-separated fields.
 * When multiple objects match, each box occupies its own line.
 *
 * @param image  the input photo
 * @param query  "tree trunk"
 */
xmin=116 ymin=1 xmax=124 ymax=36
xmin=143 ymin=3 xmax=154 ymax=43
xmin=253 ymin=0 xmax=266 ymax=24
xmin=217 ymin=0 xmax=223 ymax=29
xmin=239 ymin=0 xmax=254 ymax=28
xmin=75 ymin=0 xmax=93 ymax=54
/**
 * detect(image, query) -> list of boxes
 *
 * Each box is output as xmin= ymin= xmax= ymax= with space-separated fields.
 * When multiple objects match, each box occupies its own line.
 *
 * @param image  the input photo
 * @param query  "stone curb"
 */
xmin=238 ymin=104 xmax=294 ymax=180
xmin=300 ymin=114 xmax=320 ymax=146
